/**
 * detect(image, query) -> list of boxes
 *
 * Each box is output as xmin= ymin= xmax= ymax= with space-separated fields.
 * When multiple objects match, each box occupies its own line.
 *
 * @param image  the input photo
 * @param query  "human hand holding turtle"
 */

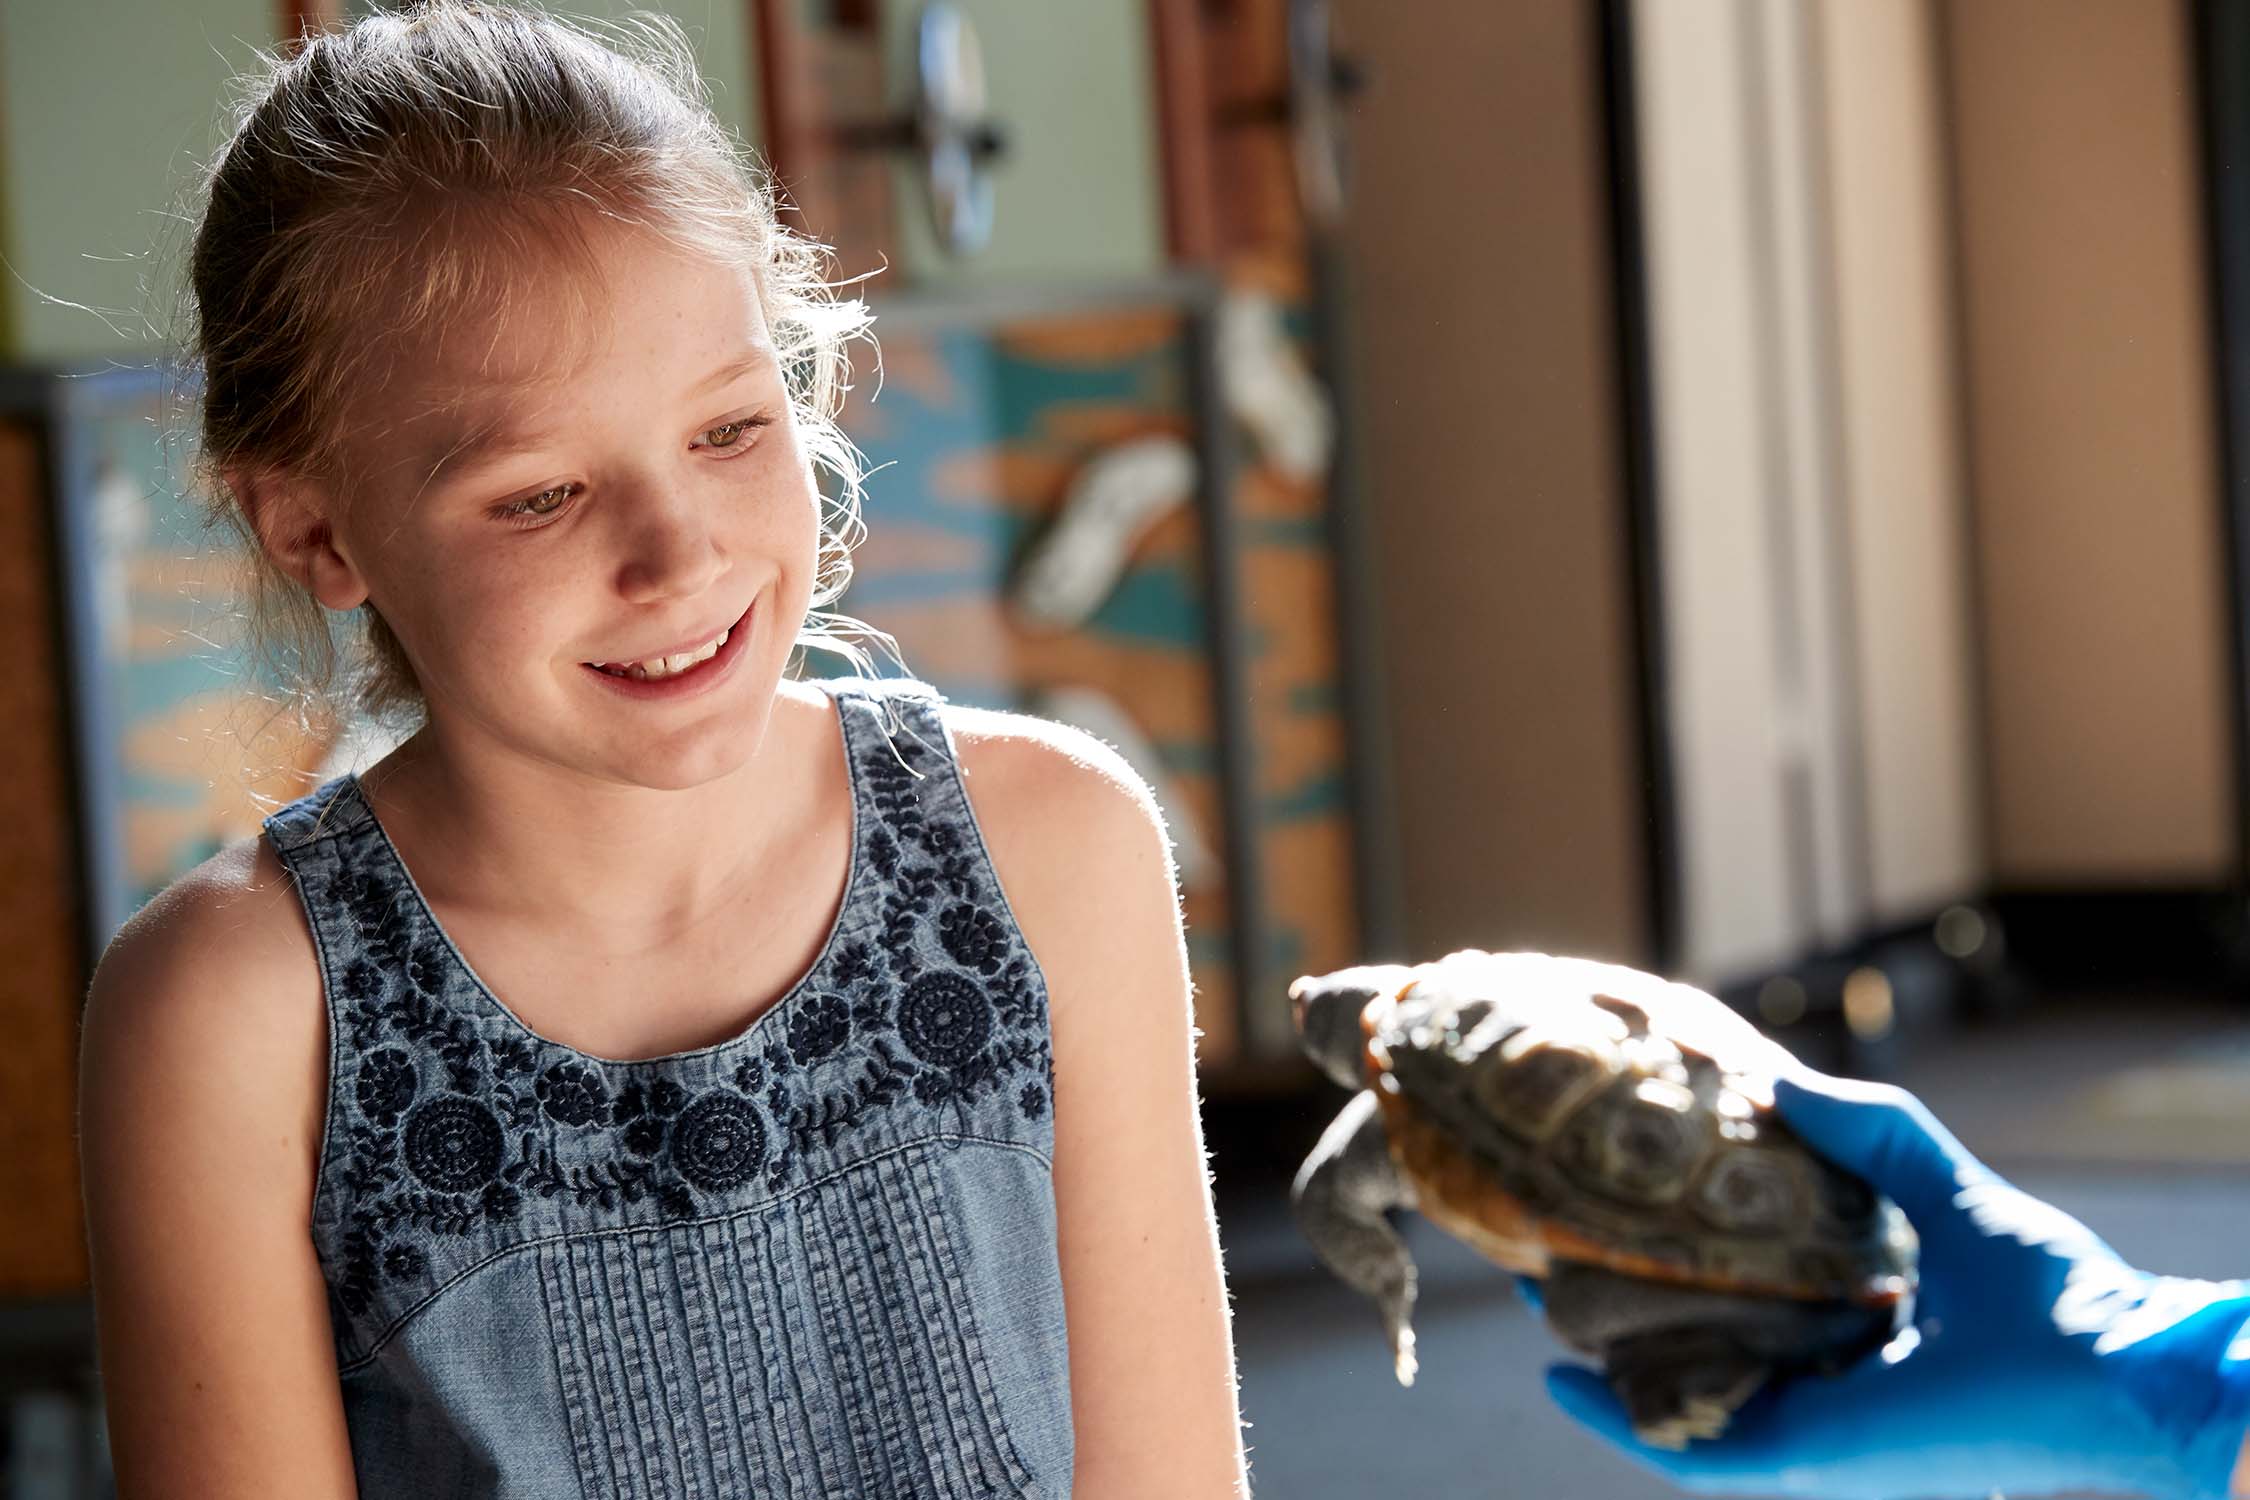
xmin=1549 ymin=1067 xmax=2250 ymax=1499
xmin=1287 ymin=949 xmax=2250 ymax=1498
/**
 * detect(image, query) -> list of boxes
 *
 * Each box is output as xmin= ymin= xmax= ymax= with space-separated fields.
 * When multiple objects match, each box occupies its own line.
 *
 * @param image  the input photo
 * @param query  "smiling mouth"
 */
xmin=586 ymin=604 xmax=750 ymax=681
xmin=590 ymin=635 xmax=724 ymax=681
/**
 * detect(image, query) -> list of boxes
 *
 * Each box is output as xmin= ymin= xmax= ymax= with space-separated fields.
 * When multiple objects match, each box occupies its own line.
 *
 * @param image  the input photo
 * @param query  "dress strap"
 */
xmin=262 ymin=771 xmax=375 ymax=856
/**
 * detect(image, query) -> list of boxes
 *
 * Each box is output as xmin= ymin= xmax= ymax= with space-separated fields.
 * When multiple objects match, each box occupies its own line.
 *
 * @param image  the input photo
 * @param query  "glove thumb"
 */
xmin=1770 ymin=1074 xmax=1986 ymax=1231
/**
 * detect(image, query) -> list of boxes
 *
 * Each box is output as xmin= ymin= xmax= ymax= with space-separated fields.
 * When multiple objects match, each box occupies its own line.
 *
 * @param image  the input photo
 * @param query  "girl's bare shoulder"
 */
xmin=80 ymin=828 xmax=329 ymax=1189
xmin=940 ymin=702 xmax=1172 ymax=875
xmin=79 ymin=831 xmax=356 ymax=1495
xmin=91 ymin=830 xmax=323 ymax=1024
xmin=938 ymin=702 xmax=1181 ymax=994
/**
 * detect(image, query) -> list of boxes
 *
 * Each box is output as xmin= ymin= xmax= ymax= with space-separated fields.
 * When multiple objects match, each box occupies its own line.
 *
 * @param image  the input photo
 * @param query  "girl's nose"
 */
xmin=614 ymin=490 xmax=726 ymax=603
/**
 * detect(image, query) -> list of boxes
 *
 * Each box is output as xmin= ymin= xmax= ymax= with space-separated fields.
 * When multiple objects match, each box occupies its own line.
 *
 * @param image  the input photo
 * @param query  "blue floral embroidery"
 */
xmin=355 ymin=1049 xmax=417 ymax=1126
xmin=338 ymin=955 xmax=385 ymax=1011
xmin=670 ymin=1092 xmax=768 ymax=1191
xmin=533 ymin=1062 xmax=608 ymax=1127
xmin=402 ymin=1097 xmax=505 ymax=1192
xmin=787 ymin=993 xmax=852 ymax=1062
xmin=783 ymin=1037 xmax=914 ymax=1156
xmin=897 ymin=971 xmax=992 ymax=1067
xmin=833 ymin=940 xmax=879 ymax=987
xmin=487 ymin=1036 xmax=538 ymax=1080
xmin=612 ymin=1078 xmax=687 ymax=1122
xmin=621 ymin=1115 xmax=667 ymax=1157
xmin=938 ymin=901 xmax=1009 ymax=975
xmin=504 ymin=1137 xmax=657 ymax=1211
xmin=861 ymin=740 xmax=930 ymax=850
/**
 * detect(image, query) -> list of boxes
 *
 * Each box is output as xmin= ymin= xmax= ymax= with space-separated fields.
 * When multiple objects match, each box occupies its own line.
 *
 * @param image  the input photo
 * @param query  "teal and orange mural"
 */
xmin=833 ymin=294 xmax=1360 ymax=1072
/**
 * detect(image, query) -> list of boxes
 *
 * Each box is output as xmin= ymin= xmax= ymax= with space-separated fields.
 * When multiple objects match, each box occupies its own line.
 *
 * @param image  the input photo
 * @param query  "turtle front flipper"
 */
xmin=1292 ymin=1088 xmax=1423 ymax=1385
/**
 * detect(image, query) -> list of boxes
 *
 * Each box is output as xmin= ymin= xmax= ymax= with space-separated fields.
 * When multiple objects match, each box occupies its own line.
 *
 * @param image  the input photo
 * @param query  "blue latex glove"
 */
xmin=1544 ymin=1071 xmax=2250 ymax=1499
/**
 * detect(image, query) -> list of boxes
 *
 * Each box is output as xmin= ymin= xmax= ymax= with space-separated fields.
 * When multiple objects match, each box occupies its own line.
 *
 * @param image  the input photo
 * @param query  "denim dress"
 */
xmin=262 ymin=675 xmax=1074 ymax=1499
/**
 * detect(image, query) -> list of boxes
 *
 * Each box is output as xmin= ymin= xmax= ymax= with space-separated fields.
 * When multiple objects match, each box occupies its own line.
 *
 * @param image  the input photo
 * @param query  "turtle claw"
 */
xmin=1376 ymin=1260 xmax=1420 ymax=1386
xmin=1604 ymin=1337 xmax=1766 ymax=1450
xmin=1391 ymin=1324 xmax=1419 ymax=1387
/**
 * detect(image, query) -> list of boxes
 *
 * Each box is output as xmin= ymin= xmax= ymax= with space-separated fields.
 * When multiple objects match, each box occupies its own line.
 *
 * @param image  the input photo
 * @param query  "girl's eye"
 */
xmin=484 ymin=414 xmax=772 ymax=529
xmin=695 ymin=413 xmax=773 ymax=455
xmin=490 ymin=484 xmax=577 ymax=529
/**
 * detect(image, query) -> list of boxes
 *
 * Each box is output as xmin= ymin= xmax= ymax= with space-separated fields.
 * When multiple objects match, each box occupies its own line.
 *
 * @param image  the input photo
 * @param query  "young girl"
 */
xmin=75 ymin=5 xmax=1250 ymax=1496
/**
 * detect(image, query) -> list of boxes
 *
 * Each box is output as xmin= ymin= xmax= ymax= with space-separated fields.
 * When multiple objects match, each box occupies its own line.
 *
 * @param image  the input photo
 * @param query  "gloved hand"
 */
xmin=1544 ymin=1070 xmax=2250 ymax=1499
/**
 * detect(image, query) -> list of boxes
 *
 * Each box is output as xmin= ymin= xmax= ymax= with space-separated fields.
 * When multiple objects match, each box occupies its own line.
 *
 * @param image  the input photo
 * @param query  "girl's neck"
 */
xmin=353 ymin=680 xmax=835 ymax=941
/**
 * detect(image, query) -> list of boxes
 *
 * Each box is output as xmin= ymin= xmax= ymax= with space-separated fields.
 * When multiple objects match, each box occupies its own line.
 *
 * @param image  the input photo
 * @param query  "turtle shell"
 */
xmin=1362 ymin=950 xmax=1913 ymax=1306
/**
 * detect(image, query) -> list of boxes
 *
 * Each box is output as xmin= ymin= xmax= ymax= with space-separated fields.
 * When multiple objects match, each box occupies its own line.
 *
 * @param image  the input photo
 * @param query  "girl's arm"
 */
xmin=955 ymin=713 xmax=1252 ymax=1500
xmin=78 ymin=841 xmax=361 ymax=1499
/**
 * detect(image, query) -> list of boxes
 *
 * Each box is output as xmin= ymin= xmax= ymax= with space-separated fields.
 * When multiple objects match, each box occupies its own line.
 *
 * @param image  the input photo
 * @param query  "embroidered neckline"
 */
xmin=289 ymin=676 xmax=1058 ymax=1357
xmin=335 ymin=678 xmax=867 ymax=1069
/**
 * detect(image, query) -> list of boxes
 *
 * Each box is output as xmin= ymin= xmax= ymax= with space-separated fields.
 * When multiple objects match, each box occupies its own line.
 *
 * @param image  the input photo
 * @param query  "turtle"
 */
xmin=1287 ymin=948 xmax=1918 ymax=1448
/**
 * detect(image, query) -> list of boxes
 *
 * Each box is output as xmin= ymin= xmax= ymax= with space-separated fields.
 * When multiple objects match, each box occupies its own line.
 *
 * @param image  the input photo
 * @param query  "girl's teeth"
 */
xmin=600 ymin=627 xmax=728 ymax=680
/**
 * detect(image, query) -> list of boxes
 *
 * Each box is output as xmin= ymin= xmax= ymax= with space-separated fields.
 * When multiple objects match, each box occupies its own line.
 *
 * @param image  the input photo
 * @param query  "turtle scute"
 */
xmin=1693 ymin=1149 xmax=1808 ymax=1235
xmin=1299 ymin=947 xmax=1919 ymax=1449
xmin=1473 ymin=1031 xmax=1612 ymax=1141
xmin=1571 ymin=1075 xmax=1708 ymax=1205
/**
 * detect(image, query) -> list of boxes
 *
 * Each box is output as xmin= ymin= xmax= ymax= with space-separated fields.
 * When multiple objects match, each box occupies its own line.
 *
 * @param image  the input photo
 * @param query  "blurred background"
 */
xmin=6 ymin=0 xmax=2250 ymax=1493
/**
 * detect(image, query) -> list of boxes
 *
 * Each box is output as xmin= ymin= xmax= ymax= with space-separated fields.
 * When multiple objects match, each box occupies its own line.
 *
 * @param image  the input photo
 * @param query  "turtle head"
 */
xmin=1289 ymin=964 xmax=1415 ymax=1090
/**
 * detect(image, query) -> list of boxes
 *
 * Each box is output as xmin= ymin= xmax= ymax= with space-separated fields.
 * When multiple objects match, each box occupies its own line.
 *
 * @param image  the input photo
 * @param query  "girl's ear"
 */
xmin=228 ymin=466 xmax=371 ymax=613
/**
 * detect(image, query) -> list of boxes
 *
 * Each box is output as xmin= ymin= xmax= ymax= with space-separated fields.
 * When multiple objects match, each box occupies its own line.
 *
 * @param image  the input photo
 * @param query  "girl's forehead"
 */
xmin=382 ymin=231 xmax=770 ymax=423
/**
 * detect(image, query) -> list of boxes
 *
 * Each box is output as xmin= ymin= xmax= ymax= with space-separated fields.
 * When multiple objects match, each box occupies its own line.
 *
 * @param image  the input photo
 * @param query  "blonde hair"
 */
xmin=174 ymin=0 xmax=897 ymax=748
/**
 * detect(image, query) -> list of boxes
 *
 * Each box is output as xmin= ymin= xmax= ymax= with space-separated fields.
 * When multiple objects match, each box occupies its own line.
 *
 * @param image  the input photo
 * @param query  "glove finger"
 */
xmin=1513 ymin=1274 xmax=1545 ymax=1313
xmin=1770 ymin=1074 xmax=1987 ymax=1232
xmin=1541 ymin=1364 xmax=1754 ymax=1490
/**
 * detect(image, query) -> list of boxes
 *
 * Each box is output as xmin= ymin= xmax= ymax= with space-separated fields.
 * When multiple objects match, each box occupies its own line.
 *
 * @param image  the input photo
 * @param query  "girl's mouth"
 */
xmin=580 ymin=600 xmax=753 ymax=701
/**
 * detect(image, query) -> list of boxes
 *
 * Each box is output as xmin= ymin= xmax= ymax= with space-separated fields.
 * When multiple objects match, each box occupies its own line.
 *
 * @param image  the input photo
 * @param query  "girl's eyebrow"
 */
xmin=686 ymin=341 xmax=778 ymax=399
xmin=416 ymin=414 xmax=563 ymax=491
xmin=416 ymin=343 xmax=779 ymax=489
